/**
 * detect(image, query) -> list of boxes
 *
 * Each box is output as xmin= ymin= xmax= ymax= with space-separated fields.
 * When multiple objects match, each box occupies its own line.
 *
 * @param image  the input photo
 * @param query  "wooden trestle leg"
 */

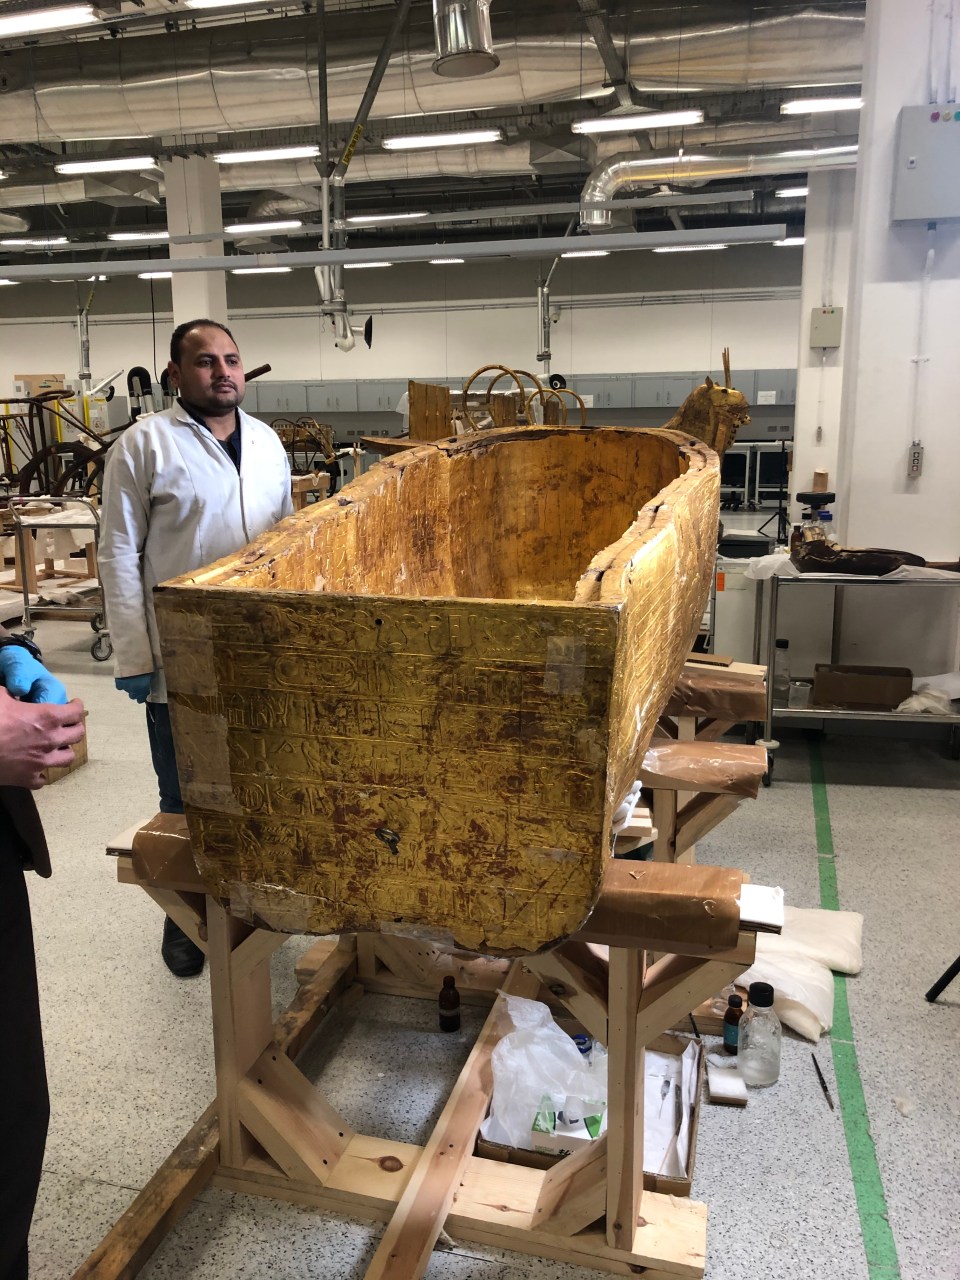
xmin=85 ymin=821 xmax=761 ymax=1280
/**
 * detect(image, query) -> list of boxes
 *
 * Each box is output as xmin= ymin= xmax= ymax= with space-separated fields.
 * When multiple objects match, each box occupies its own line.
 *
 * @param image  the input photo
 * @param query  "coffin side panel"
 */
xmin=155 ymin=591 xmax=619 ymax=954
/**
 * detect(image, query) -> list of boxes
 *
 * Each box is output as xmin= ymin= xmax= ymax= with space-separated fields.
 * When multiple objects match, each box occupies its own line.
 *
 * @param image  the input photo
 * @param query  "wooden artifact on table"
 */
xmin=154 ymin=423 xmax=720 ymax=954
xmin=663 ymin=348 xmax=750 ymax=456
xmin=407 ymin=379 xmax=451 ymax=442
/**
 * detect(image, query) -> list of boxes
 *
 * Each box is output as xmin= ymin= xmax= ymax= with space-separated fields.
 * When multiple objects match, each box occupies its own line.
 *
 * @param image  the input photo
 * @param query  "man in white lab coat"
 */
xmin=99 ymin=319 xmax=293 ymax=976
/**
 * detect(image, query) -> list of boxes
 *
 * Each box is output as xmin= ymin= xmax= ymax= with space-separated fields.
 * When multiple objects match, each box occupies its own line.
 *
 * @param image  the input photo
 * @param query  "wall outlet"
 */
xmin=908 ymin=442 xmax=924 ymax=477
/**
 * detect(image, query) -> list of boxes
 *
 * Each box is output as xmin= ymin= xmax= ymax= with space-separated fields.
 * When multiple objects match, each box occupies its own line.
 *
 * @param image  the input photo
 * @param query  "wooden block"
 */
xmin=44 ymin=715 xmax=88 ymax=782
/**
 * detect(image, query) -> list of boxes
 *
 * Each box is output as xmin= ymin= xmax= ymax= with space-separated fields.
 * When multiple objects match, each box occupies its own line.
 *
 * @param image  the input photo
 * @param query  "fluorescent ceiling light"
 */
xmin=776 ymin=186 xmax=809 ymax=198
xmin=108 ymin=230 xmax=169 ymax=242
xmin=781 ymin=97 xmax=863 ymax=115
xmin=572 ymin=109 xmax=704 ymax=135
xmin=213 ymin=145 xmax=319 ymax=165
xmin=184 ymin=0 xmax=267 ymax=6
xmin=429 ymin=257 xmax=465 ymax=264
xmin=653 ymin=243 xmax=729 ymax=253
xmin=138 ymin=271 xmax=172 ymax=279
xmin=225 ymin=220 xmax=303 ymax=234
xmin=86 ymin=274 xmax=108 ymax=281
xmin=0 ymin=4 xmax=97 ymax=37
xmin=1 ymin=236 xmax=69 ymax=247
xmin=561 ymin=249 xmax=610 ymax=258
xmin=776 ymin=144 xmax=858 ymax=158
xmin=0 ymin=171 xmax=6 ymax=181
xmin=55 ymin=156 xmax=157 ymax=175
xmin=346 ymin=212 xmax=430 ymax=226
xmin=230 ymin=266 xmax=293 ymax=274
xmin=0 ymin=279 xmax=19 ymax=286
xmin=382 ymin=129 xmax=504 ymax=151
xmin=343 ymin=261 xmax=392 ymax=269
xmin=774 ymin=237 xmax=806 ymax=247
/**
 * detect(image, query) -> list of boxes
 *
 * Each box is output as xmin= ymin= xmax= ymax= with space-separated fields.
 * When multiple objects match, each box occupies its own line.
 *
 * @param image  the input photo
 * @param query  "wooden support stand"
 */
xmin=84 ymin=821 xmax=763 ymax=1280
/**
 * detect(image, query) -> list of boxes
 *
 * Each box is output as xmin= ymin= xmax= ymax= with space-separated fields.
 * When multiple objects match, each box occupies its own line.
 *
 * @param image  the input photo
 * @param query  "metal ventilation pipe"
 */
xmin=580 ymin=146 xmax=859 ymax=229
xmin=432 ymin=0 xmax=499 ymax=77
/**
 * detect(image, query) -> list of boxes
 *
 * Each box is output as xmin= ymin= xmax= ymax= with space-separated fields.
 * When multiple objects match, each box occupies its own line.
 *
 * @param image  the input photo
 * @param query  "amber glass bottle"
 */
xmin=439 ymin=975 xmax=461 ymax=1032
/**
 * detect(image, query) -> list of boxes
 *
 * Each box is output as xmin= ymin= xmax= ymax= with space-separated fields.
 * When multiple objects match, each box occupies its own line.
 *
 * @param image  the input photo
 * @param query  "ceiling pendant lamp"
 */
xmin=432 ymin=0 xmax=499 ymax=78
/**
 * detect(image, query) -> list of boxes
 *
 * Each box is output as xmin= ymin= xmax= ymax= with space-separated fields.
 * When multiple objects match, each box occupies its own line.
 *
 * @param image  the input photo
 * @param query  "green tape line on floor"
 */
xmin=809 ymin=739 xmax=901 ymax=1280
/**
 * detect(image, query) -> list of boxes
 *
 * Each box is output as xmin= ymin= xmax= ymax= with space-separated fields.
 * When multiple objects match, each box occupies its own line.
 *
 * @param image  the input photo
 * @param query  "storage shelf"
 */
xmin=771 ymin=707 xmax=960 ymax=725
xmin=758 ymin=569 xmax=960 ymax=762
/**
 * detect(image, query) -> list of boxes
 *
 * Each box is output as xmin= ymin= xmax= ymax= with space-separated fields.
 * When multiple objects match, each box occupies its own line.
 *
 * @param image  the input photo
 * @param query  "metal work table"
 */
xmin=757 ymin=570 xmax=960 ymax=754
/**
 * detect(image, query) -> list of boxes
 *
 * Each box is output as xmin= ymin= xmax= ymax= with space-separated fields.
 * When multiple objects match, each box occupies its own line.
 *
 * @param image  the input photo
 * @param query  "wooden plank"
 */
xmin=674 ymin=793 xmax=740 ymax=858
xmin=71 ymin=1103 xmax=219 ymax=1280
xmin=207 ymin=899 xmax=275 ymax=1169
xmin=532 ymin=1134 xmax=607 ymax=1236
xmin=214 ymin=1132 xmax=420 ymax=1218
xmin=636 ymin=948 xmax=753 ymax=1047
xmin=139 ymin=886 xmax=206 ymax=951
xmin=294 ymin=936 xmax=345 ymax=984
xmin=524 ymin=944 xmax=608 ymax=1044
xmin=274 ymin=958 xmax=361 ymax=1060
xmin=408 ymin=380 xmax=451 ymax=442
xmin=231 ymin=929 xmax=288 ymax=986
xmin=605 ymin=948 xmax=644 ymax=1251
xmin=363 ymin=961 xmax=541 ymax=1279
xmin=449 ymin=1157 xmax=707 ymax=1278
xmin=236 ymin=1048 xmax=353 ymax=1185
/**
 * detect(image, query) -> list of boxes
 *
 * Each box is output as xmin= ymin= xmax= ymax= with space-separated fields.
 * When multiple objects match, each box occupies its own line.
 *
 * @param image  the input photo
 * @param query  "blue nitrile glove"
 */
xmin=0 ymin=646 xmax=68 ymax=704
xmin=115 ymin=673 xmax=153 ymax=704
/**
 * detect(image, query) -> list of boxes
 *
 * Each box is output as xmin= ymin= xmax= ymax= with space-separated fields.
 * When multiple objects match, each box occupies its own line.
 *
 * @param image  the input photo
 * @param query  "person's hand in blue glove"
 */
xmin=115 ymin=673 xmax=153 ymax=704
xmin=0 ymin=646 xmax=68 ymax=704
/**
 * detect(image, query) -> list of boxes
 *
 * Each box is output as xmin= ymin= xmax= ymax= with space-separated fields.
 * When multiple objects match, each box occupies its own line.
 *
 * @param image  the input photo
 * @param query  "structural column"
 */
xmin=162 ymin=157 xmax=228 ymax=324
xmin=833 ymin=0 xmax=960 ymax=671
xmin=790 ymin=168 xmax=855 ymax=520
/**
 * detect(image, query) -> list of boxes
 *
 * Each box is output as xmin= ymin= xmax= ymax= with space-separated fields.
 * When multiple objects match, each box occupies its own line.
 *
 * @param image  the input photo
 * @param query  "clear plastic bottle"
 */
xmin=773 ymin=639 xmax=790 ymax=706
xmin=819 ymin=511 xmax=838 ymax=544
xmin=738 ymin=981 xmax=781 ymax=1086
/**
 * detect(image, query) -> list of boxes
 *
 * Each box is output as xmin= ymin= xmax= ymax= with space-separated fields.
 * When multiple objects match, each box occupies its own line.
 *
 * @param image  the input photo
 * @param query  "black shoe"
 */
xmin=161 ymin=915 xmax=205 ymax=978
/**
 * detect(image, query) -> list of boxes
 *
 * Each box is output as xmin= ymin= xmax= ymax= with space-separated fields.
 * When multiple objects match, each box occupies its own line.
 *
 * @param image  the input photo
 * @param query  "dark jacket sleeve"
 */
xmin=0 ymin=625 xmax=52 ymax=877
xmin=0 ymin=789 xmax=51 ymax=878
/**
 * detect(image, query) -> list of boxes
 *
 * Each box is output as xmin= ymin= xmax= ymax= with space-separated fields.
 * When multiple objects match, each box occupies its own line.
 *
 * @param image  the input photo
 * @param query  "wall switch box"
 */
xmin=810 ymin=306 xmax=843 ymax=348
xmin=908 ymin=442 xmax=924 ymax=477
xmin=892 ymin=104 xmax=960 ymax=221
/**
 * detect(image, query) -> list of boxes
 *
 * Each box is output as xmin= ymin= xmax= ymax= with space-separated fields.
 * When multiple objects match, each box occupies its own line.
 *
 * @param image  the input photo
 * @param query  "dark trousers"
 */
xmin=146 ymin=702 xmax=184 ymax=815
xmin=0 ymin=830 xmax=49 ymax=1280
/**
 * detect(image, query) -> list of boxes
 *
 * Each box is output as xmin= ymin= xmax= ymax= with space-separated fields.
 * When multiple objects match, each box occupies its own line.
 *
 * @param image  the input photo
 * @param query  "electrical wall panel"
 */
xmin=810 ymin=306 xmax=843 ymax=348
xmin=892 ymin=104 xmax=960 ymax=222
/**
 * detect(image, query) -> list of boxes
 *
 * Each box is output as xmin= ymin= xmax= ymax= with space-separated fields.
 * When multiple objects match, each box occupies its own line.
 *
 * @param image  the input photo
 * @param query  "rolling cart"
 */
xmin=8 ymin=495 xmax=113 ymax=661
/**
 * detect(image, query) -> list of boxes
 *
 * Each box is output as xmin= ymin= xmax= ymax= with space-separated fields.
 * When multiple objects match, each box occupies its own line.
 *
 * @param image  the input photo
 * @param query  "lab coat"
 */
xmin=98 ymin=402 xmax=293 ymax=701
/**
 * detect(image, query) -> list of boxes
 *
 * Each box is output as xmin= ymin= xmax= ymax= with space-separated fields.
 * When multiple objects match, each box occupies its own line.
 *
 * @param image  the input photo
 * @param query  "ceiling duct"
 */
xmin=0 ymin=212 xmax=30 ymax=233
xmin=432 ymin=0 xmax=499 ymax=77
xmin=0 ymin=4 xmax=864 ymax=145
xmin=580 ymin=145 xmax=859 ymax=229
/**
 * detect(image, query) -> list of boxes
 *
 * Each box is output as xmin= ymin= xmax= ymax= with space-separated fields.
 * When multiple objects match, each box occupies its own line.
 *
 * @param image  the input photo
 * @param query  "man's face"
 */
xmin=169 ymin=326 xmax=245 ymax=415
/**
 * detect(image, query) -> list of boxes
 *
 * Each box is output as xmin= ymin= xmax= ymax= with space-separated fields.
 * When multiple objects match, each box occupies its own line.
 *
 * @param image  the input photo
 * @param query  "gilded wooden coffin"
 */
xmin=155 ymin=426 xmax=720 ymax=954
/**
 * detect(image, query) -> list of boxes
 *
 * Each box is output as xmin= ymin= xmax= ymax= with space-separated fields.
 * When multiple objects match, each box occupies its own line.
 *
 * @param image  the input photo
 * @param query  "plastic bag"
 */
xmin=896 ymin=686 xmax=955 ymax=715
xmin=480 ymin=996 xmax=607 ymax=1149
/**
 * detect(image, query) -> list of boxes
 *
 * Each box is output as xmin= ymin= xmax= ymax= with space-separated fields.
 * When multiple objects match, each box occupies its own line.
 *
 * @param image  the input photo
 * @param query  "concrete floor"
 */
xmin=21 ymin=619 xmax=960 ymax=1280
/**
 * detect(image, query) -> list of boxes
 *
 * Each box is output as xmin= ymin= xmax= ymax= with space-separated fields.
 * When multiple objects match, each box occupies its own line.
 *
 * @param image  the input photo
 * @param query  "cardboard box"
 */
xmin=13 ymin=373 xmax=66 ymax=398
xmin=476 ymin=1033 xmax=705 ymax=1197
xmin=812 ymin=664 xmax=913 ymax=711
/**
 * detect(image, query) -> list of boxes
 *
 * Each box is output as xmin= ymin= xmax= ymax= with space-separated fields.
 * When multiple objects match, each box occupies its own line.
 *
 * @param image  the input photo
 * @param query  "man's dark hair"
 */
xmin=169 ymin=319 xmax=237 ymax=365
